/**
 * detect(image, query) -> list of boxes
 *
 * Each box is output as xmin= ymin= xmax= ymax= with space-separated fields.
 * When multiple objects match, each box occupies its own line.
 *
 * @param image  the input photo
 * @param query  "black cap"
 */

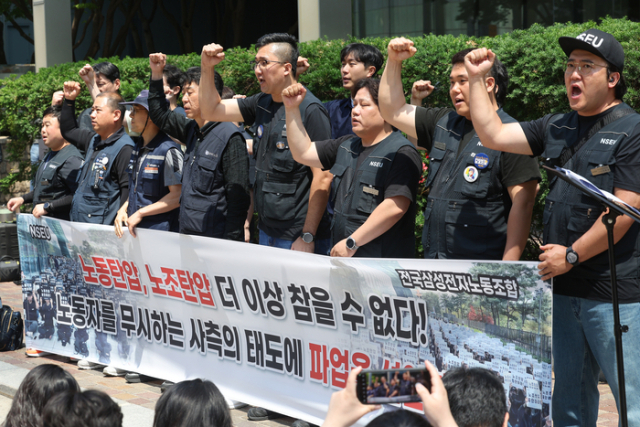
xmin=559 ymin=29 xmax=624 ymax=71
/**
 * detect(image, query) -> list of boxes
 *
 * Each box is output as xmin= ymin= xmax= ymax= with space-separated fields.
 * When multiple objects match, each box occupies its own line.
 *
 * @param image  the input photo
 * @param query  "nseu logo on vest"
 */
xmin=29 ymin=224 xmax=51 ymax=240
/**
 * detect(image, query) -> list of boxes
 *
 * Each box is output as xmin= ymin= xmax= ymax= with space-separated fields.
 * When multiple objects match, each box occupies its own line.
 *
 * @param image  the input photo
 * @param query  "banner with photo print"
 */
xmin=18 ymin=215 xmax=552 ymax=426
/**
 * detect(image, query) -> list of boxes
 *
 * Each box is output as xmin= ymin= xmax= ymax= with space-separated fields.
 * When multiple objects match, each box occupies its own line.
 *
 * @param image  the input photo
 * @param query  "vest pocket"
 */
xmin=355 ymin=171 xmax=381 ymax=214
xmin=194 ymin=157 xmax=218 ymax=194
xmin=75 ymin=196 xmax=108 ymax=224
xmin=444 ymin=208 xmax=488 ymax=256
xmin=270 ymin=145 xmax=295 ymax=173
xmin=566 ymin=204 xmax=601 ymax=244
xmin=261 ymin=181 xmax=297 ymax=221
xmin=141 ymin=173 xmax=159 ymax=196
xmin=181 ymin=195 xmax=215 ymax=234
xmin=454 ymin=157 xmax=494 ymax=198
xmin=586 ymin=149 xmax=616 ymax=192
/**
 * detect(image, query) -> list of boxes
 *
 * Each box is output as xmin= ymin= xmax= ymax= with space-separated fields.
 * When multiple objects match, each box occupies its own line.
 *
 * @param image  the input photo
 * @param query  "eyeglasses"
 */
xmin=250 ymin=59 xmax=286 ymax=70
xmin=564 ymin=61 xmax=608 ymax=76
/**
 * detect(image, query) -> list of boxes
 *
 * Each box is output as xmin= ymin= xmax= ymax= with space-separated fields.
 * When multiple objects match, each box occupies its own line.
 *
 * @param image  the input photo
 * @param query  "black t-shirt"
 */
xmin=315 ymin=134 xmax=422 ymax=203
xmin=415 ymin=107 xmax=541 ymax=188
xmin=521 ymin=106 xmax=640 ymax=303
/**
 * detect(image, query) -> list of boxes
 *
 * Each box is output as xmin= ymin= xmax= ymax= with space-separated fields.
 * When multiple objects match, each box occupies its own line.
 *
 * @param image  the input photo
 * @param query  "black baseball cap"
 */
xmin=559 ymin=29 xmax=624 ymax=71
xmin=120 ymin=90 xmax=150 ymax=111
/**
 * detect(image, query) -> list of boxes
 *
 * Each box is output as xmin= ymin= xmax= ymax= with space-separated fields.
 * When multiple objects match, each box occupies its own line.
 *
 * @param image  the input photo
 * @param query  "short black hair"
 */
xmin=42 ymin=389 xmax=122 ymax=427
xmin=43 ymin=105 xmax=62 ymax=121
xmin=153 ymin=378 xmax=232 ymax=427
xmin=366 ymin=409 xmax=430 ymax=427
xmin=93 ymin=62 xmax=120 ymax=83
xmin=607 ymin=65 xmax=628 ymax=100
xmin=221 ymin=86 xmax=235 ymax=100
xmin=163 ymin=63 xmax=186 ymax=98
xmin=183 ymin=67 xmax=224 ymax=97
xmin=96 ymin=92 xmax=126 ymax=121
xmin=354 ymin=78 xmax=380 ymax=106
xmin=451 ymin=48 xmax=509 ymax=107
xmin=255 ymin=33 xmax=299 ymax=77
xmin=442 ymin=367 xmax=507 ymax=427
xmin=340 ymin=43 xmax=385 ymax=75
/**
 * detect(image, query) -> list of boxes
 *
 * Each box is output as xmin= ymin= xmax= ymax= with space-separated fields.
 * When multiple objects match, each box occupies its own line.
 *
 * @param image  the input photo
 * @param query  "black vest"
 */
xmin=423 ymin=109 xmax=515 ymax=259
xmin=542 ymin=104 xmax=640 ymax=280
xmin=33 ymin=144 xmax=83 ymax=221
xmin=70 ymin=133 xmax=134 ymax=225
xmin=179 ymin=121 xmax=243 ymax=238
xmin=330 ymin=132 xmax=417 ymax=258
xmin=127 ymin=133 xmax=180 ymax=231
xmin=252 ymin=91 xmax=329 ymax=238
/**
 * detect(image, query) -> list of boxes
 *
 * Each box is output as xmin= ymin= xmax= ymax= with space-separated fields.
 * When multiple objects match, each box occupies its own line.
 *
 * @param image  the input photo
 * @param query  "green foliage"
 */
xmin=2 ymin=18 xmax=640 ymax=258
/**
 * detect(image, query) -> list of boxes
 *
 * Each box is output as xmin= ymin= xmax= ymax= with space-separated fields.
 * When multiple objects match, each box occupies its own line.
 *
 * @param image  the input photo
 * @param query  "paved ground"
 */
xmin=0 ymin=280 xmax=620 ymax=426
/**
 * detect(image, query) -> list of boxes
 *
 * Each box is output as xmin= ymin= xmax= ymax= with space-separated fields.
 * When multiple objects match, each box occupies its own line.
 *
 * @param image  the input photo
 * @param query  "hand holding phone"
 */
xmin=321 ymin=366 xmax=379 ymax=427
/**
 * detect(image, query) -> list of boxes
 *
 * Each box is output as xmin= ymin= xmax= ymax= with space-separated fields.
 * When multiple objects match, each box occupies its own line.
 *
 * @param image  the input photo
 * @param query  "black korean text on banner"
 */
xmin=395 ymin=269 xmax=520 ymax=300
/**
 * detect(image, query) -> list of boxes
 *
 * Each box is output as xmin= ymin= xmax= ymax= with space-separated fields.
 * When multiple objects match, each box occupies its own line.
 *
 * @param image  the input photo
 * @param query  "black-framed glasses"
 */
xmin=249 ymin=59 xmax=286 ymax=70
xmin=564 ymin=60 xmax=608 ymax=76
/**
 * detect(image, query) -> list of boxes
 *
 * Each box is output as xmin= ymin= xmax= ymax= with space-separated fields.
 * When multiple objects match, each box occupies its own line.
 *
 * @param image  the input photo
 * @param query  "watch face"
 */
xmin=302 ymin=233 xmax=314 ymax=243
xmin=567 ymin=251 xmax=578 ymax=264
xmin=346 ymin=237 xmax=356 ymax=250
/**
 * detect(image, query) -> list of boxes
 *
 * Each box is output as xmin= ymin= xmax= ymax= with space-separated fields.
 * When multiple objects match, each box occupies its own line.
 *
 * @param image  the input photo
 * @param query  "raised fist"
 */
xmin=281 ymin=83 xmax=307 ymax=109
xmin=464 ymin=48 xmax=495 ymax=78
xmin=51 ymin=91 xmax=64 ymax=106
xmin=201 ymin=43 xmax=225 ymax=68
xmin=387 ymin=37 xmax=417 ymax=63
xmin=78 ymin=64 xmax=95 ymax=85
xmin=411 ymin=80 xmax=435 ymax=104
xmin=63 ymin=81 xmax=82 ymax=101
xmin=149 ymin=53 xmax=167 ymax=74
xmin=296 ymin=56 xmax=310 ymax=77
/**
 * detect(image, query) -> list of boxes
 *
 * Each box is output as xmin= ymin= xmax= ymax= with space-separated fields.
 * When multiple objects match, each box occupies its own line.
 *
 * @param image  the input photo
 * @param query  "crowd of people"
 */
xmin=7 ymin=26 xmax=640 ymax=426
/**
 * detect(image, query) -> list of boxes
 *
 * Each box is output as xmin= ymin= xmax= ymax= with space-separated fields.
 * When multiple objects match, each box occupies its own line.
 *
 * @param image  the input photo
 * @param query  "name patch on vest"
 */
xmin=369 ymin=161 xmax=383 ymax=168
xmin=591 ymin=165 xmax=611 ymax=176
xmin=363 ymin=186 xmax=379 ymax=196
xmin=434 ymin=142 xmax=446 ymax=151
xmin=600 ymin=138 xmax=618 ymax=145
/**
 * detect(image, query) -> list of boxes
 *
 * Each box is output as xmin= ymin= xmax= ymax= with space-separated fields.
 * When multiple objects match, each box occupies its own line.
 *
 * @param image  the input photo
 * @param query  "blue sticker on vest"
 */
xmin=257 ymin=125 xmax=264 ymax=138
xmin=474 ymin=153 xmax=489 ymax=170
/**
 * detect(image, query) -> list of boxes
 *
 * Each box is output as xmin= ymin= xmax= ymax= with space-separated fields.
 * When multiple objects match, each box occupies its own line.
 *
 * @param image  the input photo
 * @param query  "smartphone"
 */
xmin=356 ymin=368 xmax=431 ymax=404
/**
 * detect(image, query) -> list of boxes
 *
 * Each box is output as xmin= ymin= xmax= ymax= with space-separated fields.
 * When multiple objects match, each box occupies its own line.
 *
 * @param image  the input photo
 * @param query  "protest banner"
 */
xmin=18 ymin=215 xmax=552 ymax=425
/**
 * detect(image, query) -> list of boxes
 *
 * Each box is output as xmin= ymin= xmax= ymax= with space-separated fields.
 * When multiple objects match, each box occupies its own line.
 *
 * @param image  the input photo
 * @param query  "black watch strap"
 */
xmin=566 ymin=246 xmax=580 ymax=266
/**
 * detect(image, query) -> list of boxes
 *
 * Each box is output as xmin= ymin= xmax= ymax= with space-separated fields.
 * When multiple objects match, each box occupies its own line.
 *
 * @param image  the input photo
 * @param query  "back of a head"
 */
xmin=442 ymin=367 xmax=507 ymax=427
xmin=96 ymin=92 xmax=126 ymax=122
xmin=340 ymin=43 xmax=385 ymax=75
xmin=255 ymin=32 xmax=299 ymax=76
xmin=164 ymin=64 xmax=186 ymax=97
xmin=42 ymin=389 xmax=122 ymax=427
xmin=221 ymin=86 xmax=235 ymax=100
xmin=3 ymin=364 xmax=79 ymax=427
xmin=93 ymin=62 xmax=121 ymax=83
xmin=43 ymin=105 xmax=63 ymax=121
xmin=367 ymin=409 xmax=431 ymax=427
xmin=153 ymin=379 xmax=232 ymax=427
xmin=451 ymin=48 xmax=509 ymax=107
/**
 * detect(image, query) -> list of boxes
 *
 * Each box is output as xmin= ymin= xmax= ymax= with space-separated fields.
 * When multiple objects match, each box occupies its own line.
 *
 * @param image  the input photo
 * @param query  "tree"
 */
xmin=0 ymin=0 xmax=34 ymax=64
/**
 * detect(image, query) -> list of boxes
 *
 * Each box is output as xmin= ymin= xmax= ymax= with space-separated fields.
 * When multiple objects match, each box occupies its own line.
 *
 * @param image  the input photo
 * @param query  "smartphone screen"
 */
xmin=356 ymin=368 xmax=431 ymax=404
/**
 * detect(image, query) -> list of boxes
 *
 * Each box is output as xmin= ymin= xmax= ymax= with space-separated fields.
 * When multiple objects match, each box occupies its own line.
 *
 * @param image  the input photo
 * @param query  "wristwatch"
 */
xmin=301 ymin=232 xmax=314 ymax=244
xmin=566 ymin=246 xmax=580 ymax=266
xmin=346 ymin=236 xmax=359 ymax=251
xmin=43 ymin=202 xmax=52 ymax=213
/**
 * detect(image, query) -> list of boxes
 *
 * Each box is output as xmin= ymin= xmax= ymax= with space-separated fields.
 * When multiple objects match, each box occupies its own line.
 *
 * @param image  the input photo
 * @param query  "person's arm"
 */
xmin=331 ymin=195 xmax=411 ymax=257
xmin=112 ymin=145 xmax=133 ymax=207
xmin=292 ymin=99 xmax=333 ymax=253
xmin=78 ymin=64 xmax=100 ymax=100
xmin=379 ymin=37 xmax=420 ymax=139
xmin=7 ymin=196 xmax=25 ymax=212
xmin=199 ymin=44 xmax=245 ymax=123
xmin=538 ymin=187 xmax=640 ymax=280
xmin=44 ymin=155 xmax=83 ymax=216
xmin=61 ymin=81 xmax=96 ymax=153
xmin=244 ymin=189 xmax=254 ymax=243
xmin=407 ymin=80 xmax=435 ymax=148
xmin=282 ymin=84 xmax=323 ymax=168
xmin=114 ymin=200 xmax=129 ymax=238
xmin=464 ymin=49 xmax=532 ymax=155
xmin=127 ymin=185 xmax=181 ymax=237
xmin=221 ymin=134 xmax=251 ymax=241
xmin=502 ymin=181 xmax=537 ymax=260
xmin=148 ymin=54 xmax=192 ymax=143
